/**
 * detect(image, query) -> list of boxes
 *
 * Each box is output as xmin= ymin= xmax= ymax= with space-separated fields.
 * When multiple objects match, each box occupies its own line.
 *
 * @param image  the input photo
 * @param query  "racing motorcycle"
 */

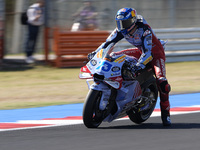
xmin=79 ymin=45 xmax=158 ymax=128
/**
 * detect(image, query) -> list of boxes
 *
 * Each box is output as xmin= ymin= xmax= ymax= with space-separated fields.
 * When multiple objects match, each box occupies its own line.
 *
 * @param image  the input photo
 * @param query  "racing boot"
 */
xmin=161 ymin=108 xmax=171 ymax=126
xmin=158 ymin=78 xmax=171 ymax=126
xmin=160 ymin=96 xmax=171 ymax=126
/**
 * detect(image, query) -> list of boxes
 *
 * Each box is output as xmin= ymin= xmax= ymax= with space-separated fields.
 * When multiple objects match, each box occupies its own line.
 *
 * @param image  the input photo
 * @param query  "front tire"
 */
xmin=82 ymin=89 xmax=103 ymax=128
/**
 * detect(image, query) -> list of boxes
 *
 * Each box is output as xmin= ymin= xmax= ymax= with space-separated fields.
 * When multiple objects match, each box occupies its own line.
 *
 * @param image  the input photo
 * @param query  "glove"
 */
xmin=87 ymin=51 xmax=96 ymax=60
xmin=130 ymin=64 xmax=145 ymax=77
xmin=129 ymin=66 xmax=139 ymax=77
xmin=123 ymin=61 xmax=145 ymax=78
xmin=123 ymin=61 xmax=138 ymax=78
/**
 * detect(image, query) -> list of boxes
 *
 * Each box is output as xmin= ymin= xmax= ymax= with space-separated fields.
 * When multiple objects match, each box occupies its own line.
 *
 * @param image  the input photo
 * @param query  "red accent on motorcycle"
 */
xmin=81 ymin=66 xmax=91 ymax=73
xmin=133 ymin=81 xmax=142 ymax=99
xmin=109 ymin=76 xmax=123 ymax=89
xmin=79 ymin=66 xmax=92 ymax=79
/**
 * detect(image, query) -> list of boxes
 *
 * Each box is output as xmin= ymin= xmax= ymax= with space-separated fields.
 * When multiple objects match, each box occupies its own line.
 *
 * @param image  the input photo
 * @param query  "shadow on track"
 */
xmin=99 ymin=123 xmax=200 ymax=130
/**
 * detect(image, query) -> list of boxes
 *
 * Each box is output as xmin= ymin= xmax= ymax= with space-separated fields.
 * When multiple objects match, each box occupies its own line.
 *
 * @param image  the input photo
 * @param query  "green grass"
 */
xmin=166 ymin=61 xmax=200 ymax=94
xmin=0 ymin=61 xmax=200 ymax=110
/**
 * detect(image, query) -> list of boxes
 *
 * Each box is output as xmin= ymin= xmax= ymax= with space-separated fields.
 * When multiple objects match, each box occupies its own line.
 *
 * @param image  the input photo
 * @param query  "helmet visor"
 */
xmin=116 ymin=18 xmax=136 ymax=31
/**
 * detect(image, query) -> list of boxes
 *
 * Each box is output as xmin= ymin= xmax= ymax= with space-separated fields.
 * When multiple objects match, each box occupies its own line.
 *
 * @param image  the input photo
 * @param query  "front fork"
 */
xmin=87 ymin=80 xmax=112 ymax=111
xmin=88 ymin=80 xmax=117 ymax=114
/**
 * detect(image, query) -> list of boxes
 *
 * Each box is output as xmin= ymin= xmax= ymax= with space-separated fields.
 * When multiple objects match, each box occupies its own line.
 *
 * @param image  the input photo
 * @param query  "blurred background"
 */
xmin=0 ymin=0 xmax=200 ymax=110
xmin=2 ymin=0 xmax=200 ymax=56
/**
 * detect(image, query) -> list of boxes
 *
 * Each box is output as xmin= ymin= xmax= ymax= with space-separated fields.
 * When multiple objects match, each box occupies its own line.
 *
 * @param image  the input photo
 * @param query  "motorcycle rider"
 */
xmin=88 ymin=8 xmax=171 ymax=126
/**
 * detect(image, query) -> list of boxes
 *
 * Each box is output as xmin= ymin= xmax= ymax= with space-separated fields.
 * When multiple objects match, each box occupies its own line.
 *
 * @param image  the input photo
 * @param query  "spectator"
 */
xmin=71 ymin=0 xmax=98 ymax=31
xmin=25 ymin=0 xmax=44 ymax=64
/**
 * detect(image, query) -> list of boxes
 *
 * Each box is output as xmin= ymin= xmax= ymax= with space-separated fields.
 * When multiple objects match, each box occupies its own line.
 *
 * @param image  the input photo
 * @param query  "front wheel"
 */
xmin=82 ymin=89 xmax=103 ymax=128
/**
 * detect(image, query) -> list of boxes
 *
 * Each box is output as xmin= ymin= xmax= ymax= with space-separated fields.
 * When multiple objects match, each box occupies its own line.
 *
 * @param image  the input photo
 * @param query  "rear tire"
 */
xmin=128 ymin=83 xmax=158 ymax=124
xmin=82 ymin=89 xmax=103 ymax=128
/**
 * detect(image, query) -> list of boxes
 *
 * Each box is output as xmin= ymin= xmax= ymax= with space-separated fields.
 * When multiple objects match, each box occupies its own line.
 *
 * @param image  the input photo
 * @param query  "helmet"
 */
xmin=115 ymin=8 xmax=137 ymax=35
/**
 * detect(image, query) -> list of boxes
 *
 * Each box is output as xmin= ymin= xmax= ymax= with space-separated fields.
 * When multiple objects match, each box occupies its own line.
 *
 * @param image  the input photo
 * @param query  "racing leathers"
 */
xmin=89 ymin=15 xmax=171 ymax=126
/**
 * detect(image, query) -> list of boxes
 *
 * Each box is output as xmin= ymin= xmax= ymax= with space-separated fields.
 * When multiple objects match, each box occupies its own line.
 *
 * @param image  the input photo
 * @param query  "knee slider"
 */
xmin=159 ymin=80 xmax=171 ymax=94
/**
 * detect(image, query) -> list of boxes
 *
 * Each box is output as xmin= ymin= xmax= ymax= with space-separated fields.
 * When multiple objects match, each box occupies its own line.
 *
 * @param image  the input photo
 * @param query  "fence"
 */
xmin=49 ymin=27 xmax=200 ymax=67
xmin=155 ymin=28 xmax=200 ymax=62
xmin=52 ymin=29 xmax=109 ymax=67
xmin=2 ymin=0 xmax=200 ymax=64
xmin=113 ymin=28 xmax=200 ymax=63
xmin=46 ymin=0 xmax=200 ymax=30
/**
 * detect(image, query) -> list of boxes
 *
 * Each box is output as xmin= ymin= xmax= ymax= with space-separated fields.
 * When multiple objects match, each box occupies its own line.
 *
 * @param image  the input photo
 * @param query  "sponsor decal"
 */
xmin=143 ymin=55 xmax=153 ymax=65
xmin=102 ymin=62 xmax=112 ymax=72
xmin=96 ymin=61 xmax=112 ymax=72
xmin=114 ymin=55 xmax=126 ymax=63
xmin=86 ymin=63 xmax=92 ymax=71
xmin=134 ymin=34 xmax=139 ymax=40
xmin=114 ymin=77 xmax=123 ymax=81
xmin=155 ymin=59 xmax=166 ymax=77
xmin=146 ymin=36 xmax=152 ymax=46
xmin=120 ymin=8 xmax=126 ymax=12
xmin=133 ymin=32 xmax=142 ymax=42
xmin=143 ymin=30 xmax=151 ymax=37
xmin=131 ymin=10 xmax=136 ymax=18
xmin=111 ymin=72 xmax=120 ymax=76
xmin=117 ymin=15 xmax=124 ymax=19
xmin=90 ymin=59 xmax=97 ymax=66
xmin=112 ymin=66 xmax=120 ymax=72
xmin=118 ymin=59 xmax=125 ymax=63
xmin=104 ymin=57 xmax=111 ymax=61
xmin=97 ymin=49 xmax=103 ymax=58
xmin=125 ymin=13 xmax=131 ymax=18
xmin=160 ymin=58 xmax=166 ymax=76
xmin=81 ymin=66 xmax=90 ymax=73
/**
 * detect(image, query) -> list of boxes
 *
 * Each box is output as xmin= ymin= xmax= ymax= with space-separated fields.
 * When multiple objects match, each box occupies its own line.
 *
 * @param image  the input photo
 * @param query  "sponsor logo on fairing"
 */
xmin=96 ymin=61 xmax=112 ymax=72
xmin=90 ymin=59 xmax=97 ymax=66
xmin=112 ymin=66 xmax=120 ymax=72
xmin=114 ymin=55 xmax=126 ymax=63
xmin=86 ymin=63 xmax=92 ymax=70
xmin=111 ymin=72 xmax=120 ymax=76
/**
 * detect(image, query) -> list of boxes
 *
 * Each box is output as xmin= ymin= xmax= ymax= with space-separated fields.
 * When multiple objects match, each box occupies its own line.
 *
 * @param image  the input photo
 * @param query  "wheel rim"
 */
xmin=140 ymin=92 xmax=156 ymax=120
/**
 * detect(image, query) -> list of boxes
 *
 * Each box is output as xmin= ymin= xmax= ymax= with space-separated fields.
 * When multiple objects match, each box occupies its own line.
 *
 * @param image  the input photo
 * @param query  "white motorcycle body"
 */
xmin=79 ymin=47 xmax=158 ymax=128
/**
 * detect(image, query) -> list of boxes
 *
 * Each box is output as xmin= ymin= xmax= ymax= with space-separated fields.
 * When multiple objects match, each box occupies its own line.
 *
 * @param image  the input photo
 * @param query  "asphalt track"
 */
xmin=1 ymin=93 xmax=200 ymax=150
xmin=1 ymin=112 xmax=200 ymax=150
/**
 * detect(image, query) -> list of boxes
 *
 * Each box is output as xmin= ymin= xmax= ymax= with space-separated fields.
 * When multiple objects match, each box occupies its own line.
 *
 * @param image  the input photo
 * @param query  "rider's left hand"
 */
xmin=130 ymin=64 xmax=145 ymax=76
xmin=130 ymin=65 xmax=139 ymax=76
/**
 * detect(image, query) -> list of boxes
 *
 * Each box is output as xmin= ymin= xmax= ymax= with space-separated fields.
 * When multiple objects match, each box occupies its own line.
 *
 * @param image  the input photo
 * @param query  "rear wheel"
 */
xmin=82 ymin=89 xmax=103 ymax=128
xmin=128 ymin=83 xmax=158 ymax=124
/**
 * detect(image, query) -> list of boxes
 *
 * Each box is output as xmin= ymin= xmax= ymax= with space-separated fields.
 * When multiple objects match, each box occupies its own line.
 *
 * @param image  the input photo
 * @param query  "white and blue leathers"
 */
xmin=95 ymin=15 xmax=154 ymax=69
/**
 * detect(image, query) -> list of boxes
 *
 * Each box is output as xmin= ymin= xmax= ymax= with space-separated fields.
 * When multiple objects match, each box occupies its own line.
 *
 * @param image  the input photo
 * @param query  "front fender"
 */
xmin=90 ymin=82 xmax=111 ymax=110
xmin=90 ymin=81 xmax=109 ymax=91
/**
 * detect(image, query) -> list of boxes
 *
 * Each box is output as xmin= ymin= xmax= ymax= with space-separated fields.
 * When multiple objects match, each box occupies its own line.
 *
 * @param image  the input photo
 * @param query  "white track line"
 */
xmin=1 ymin=110 xmax=200 ymax=132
